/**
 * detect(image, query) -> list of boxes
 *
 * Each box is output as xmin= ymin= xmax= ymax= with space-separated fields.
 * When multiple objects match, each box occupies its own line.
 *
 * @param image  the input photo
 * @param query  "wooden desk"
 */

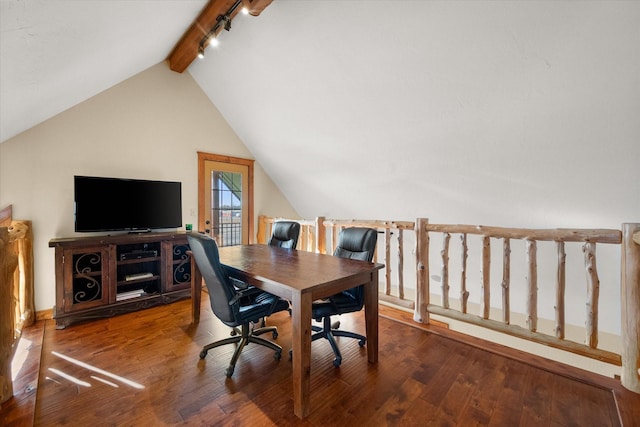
xmin=191 ymin=244 xmax=383 ymax=419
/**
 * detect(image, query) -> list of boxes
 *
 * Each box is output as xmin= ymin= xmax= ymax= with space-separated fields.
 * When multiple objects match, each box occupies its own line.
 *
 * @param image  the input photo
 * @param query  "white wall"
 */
xmin=0 ymin=63 xmax=298 ymax=312
xmin=191 ymin=1 xmax=640 ymax=336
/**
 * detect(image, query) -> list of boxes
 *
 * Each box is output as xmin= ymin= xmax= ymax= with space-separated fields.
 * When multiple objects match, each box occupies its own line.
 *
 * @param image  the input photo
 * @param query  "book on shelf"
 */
xmin=124 ymin=272 xmax=154 ymax=281
xmin=116 ymin=289 xmax=147 ymax=301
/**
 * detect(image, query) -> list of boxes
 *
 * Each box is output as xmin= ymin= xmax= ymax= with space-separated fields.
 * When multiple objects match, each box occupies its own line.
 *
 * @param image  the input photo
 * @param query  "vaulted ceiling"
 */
xmin=1 ymin=0 xmax=274 ymax=144
xmin=2 ymin=0 xmax=639 ymax=225
xmin=1 ymin=0 xmax=213 ymax=143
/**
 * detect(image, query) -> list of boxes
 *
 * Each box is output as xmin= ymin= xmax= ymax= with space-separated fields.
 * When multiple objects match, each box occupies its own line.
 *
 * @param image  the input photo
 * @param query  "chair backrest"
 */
xmin=186 ymin=233 xmax=238 ymax=325
xmin=268 ymin=221 xmax=301 ymax=249
xmin=332 ymin=227 xmax=378 ymax=304
xmin=333 ymin=227 xmax=377 ymax=262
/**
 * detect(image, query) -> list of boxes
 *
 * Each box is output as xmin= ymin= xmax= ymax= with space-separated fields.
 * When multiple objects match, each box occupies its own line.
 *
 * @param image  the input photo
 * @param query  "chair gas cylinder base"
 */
xmin=199 ymin=322 xmax=283 ymax=378
xmin=311 ymin=317 xmax=366 ymax=367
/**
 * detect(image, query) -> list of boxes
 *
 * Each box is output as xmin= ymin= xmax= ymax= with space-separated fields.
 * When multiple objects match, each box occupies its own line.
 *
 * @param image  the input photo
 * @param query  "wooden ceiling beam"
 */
xmin=167 ymin=0 xmax=273 ymax=73
xmin=243 ymin=0 xmax=273 ymax=16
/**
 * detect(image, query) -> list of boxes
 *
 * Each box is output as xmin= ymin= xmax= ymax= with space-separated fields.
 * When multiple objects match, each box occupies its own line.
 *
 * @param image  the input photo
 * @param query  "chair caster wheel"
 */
xmin=274 ymin=350 xmax=282 ymax=360
xmin=230 ymin=329 xmax=237 ymax=336
xmin=199 ymin=350 xmax=207 ymax=359
xmin=358 ymin=339 xmax=366 ymax=347
xmin=333 ymin=357 xmax=342 ymax=367
xmin=272 ymin=331 xmax=278 ymax=339
xmin=225 ymin=366 xmax=234 ymax=377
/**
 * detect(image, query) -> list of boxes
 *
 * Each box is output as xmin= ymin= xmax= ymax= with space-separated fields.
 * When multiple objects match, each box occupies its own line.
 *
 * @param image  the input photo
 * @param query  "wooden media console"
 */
xmin=49 ymin=232 xmax=192 ymax=328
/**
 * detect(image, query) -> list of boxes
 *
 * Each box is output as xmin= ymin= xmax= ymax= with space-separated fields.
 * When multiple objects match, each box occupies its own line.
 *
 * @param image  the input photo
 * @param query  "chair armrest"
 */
xmin=228 ymin=284 xmax=263 ymax=306
xmin=229 ymin=276 xmax=249 ymax=290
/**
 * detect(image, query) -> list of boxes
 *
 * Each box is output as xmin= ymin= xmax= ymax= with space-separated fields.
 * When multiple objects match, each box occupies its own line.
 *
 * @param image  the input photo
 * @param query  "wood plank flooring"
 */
xmin=6 ymin=297 xmax=640 ymax=426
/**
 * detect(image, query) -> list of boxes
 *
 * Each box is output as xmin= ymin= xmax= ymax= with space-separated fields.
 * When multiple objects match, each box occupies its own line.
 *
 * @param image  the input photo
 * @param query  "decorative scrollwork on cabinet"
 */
xmin=172 ymin=244 xmax=191 ymax=286
xmin=73 ymin=252 xmax=102 ymax=303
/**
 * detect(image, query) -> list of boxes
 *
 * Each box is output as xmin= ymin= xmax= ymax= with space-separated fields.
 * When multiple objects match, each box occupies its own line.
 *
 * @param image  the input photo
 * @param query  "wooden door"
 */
xmin=198 ymin=152 xmax=254 ymax=246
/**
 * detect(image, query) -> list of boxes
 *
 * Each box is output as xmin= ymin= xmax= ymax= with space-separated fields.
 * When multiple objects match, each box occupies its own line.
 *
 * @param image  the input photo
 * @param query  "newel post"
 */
xmin=621 ymin=223 xmax=640 ymax=393
xmin=256 ymin=215 xmax=267 ymax=244
xmin=414 ymin=218 xmax=430 ymax=324
xmin=1 ymin=227 xmax=17 ymax=404
xmin=315 ymin=217 xmax=326 ymax=254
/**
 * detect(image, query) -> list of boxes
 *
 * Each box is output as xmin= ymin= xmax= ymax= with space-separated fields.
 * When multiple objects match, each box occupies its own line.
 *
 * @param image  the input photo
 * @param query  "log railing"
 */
xmin=414 ymin=218 xmax=640 ymax=394
xmin=323 ymin=219 xmax=416 ymax=310
xmin=256 ymin=215 xmax=640 ymax=393
xmin=257 ymin=215 xmax=416 ymax=309
xmin=0 ymin=205 xmax=35 ymax=404
xmin=256 ymin=215 xmax=324 ymax=253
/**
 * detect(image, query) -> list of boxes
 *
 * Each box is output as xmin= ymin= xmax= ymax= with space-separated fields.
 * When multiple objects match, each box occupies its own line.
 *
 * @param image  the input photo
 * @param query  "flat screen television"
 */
xmin=74 ymin=175 xmax=182 ymax=232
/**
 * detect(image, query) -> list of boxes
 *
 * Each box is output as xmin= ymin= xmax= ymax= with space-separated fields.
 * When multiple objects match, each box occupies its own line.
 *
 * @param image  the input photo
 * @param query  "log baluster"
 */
xmin=555 ymin=241 xmax=566 ymax=339
xmin=460 ymin=233 xmax=469 ymax=313
xmin=385 ymin=229 xmax=392 ymax=296
xmin=502 ymin=238 xmax=511 ymax=324
xmin=584 ymin=242 xmax=599 ymax=349
xmin=397 ymin=229 xmax=405 ymax=300
xmin=441 ymin=233 xmax=451 ymax=309
xmin=415 ymin=218 xmax=430 ymax=323
xmin=481 ymin=236 xmax=491 ymax=319
xmin=526 ymin=239 xmax=538 ymax=332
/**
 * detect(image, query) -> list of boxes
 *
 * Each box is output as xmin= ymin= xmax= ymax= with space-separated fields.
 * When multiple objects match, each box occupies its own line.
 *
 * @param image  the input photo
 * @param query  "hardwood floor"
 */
xmin=4 ymin=297 xmax=640 ymax=426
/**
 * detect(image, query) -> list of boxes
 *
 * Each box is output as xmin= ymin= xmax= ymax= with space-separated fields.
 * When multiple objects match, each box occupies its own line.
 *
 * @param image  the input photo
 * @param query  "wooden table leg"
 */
xmin=291 ymin=290 xmax=313 ymax=418
xmin=364 ymin=269 xmax=379 ymax=363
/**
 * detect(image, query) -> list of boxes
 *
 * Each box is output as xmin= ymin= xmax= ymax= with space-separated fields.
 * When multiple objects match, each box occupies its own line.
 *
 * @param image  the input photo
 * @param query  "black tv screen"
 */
xmin=74 ymin=176 xmax=182 ymax=232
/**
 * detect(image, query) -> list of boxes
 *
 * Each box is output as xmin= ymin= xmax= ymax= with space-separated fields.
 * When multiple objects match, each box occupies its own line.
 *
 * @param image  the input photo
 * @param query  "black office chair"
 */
xmin=311 ymin=227 xmax=377 ymax=367
xmin=187 ymin=232 xmax=290 ymax=377
xmin=268 ymin=221 xmax=301 ymax=249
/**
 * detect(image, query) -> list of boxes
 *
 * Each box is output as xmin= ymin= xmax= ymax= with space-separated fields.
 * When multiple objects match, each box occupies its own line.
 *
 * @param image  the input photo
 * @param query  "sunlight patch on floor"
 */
xmin=11 ymin=336 xmax=31 ymax=381
xmin=48 ymin=368 xmax=91 ymax=387
xmin=51 ymin=351 xmax=145 ymax=389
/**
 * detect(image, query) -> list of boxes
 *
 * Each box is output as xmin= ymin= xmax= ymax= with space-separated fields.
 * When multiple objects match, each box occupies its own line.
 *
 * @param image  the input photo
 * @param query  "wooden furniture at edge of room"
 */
xmin=49 ymin=232 xmax=192 ymax=328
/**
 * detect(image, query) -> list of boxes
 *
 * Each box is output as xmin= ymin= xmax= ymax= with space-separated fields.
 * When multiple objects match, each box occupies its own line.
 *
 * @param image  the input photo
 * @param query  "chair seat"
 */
xmin=312 ymin=292 xmax=362 ymax=319
xmin=237 ymin=293 xmax=290 ymax=325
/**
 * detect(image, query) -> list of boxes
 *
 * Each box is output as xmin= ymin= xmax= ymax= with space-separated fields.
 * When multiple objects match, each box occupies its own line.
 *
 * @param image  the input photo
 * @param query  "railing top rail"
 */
xmin=323 ymin=219 xmax=415 ymax=230
xmin=423 ymin=223 xmax=622 ymax=244
xmin=259 ymin=216 xmax=317 ymax=227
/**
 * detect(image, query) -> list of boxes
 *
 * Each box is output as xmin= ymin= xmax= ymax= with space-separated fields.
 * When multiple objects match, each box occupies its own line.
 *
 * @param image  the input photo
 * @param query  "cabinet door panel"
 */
xmin=163 ymin=240 xmax=191 ymax=292
xmin=63 ymin=246 xmax=110 ymax=312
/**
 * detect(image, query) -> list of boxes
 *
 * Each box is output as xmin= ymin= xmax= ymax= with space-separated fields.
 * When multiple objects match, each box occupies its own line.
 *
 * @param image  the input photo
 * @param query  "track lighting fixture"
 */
xmin=220 ymin=15 xmax=232 ymax=31
xmin=196 ymin=0 xmax=242 ymax=60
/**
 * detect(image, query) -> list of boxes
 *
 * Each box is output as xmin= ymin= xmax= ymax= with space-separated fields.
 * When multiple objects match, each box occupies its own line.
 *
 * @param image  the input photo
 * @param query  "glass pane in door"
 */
xmin=210 ymin=171 xmax=242 ymax=246
xmin=199 ymin=153 xmax=253 ymax=246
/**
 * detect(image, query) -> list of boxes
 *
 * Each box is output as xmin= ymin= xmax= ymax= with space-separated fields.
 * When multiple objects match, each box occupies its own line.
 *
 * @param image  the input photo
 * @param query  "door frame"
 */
xmin=197 ymin=152 xmax=255 ymax=244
